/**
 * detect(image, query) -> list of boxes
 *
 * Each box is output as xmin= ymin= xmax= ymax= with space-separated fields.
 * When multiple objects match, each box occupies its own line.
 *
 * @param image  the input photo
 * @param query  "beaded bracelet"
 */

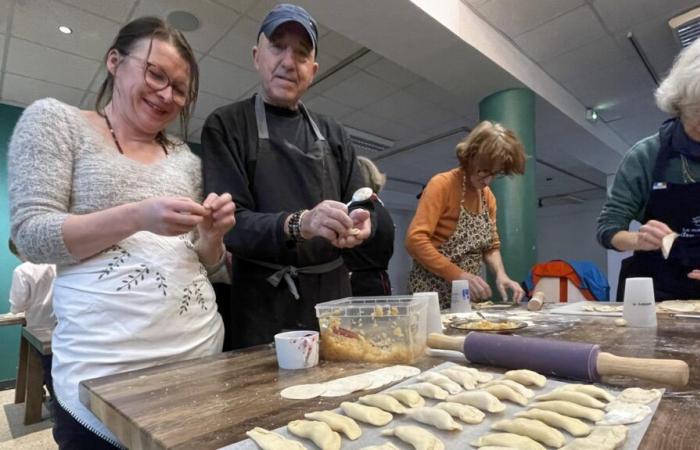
xmin=288 ymin=209 xmax=308 ymax=243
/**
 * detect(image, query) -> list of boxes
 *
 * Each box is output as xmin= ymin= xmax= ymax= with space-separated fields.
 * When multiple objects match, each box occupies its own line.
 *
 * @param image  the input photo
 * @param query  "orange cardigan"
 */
xmin=405 ymin=168 xmax=500 ymax=282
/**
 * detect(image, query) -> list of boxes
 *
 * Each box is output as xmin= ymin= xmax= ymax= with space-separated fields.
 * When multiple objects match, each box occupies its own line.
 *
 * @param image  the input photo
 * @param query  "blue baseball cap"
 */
xmin=258 ymin=4 xmax=318 ymax=54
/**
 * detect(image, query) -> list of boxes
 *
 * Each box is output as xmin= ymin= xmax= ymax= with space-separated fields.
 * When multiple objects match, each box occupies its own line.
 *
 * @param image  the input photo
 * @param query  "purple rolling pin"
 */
xmin=464 ymin=332 xmax=601 ymax=382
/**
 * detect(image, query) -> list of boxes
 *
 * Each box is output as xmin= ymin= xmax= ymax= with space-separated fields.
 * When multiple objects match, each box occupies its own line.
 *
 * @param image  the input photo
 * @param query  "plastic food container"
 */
xmin=315 ymin=295 xmax=428 ymax=363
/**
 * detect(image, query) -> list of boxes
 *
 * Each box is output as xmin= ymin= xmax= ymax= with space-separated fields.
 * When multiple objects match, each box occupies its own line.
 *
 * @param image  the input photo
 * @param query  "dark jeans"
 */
xmin=53 ymin=401 xmax=122 ymax=450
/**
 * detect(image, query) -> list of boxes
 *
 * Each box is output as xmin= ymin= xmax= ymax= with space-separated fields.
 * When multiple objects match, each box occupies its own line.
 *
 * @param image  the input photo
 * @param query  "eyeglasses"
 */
xmin=124 ymin=54 xmax=189 ymax=106
xmin=476 ymin=170 xmax=505 ymax=180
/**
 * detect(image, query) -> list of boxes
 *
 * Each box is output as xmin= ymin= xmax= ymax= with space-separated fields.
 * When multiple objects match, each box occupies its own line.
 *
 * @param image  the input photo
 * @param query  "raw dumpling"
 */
xmin=402 ymin=382 xmax=449 ymax=400
xmin=447 ymin=390 xmax=506 ymax=413
xmin=491 ymin=418 xmax=566 ymax=448
xmin=515 ymin=408 xmax=591 ymax=437
xmin=359 ymin=444 xmax=400 ymax=450
xmin=359 ymin=394 xmax=407 ymax=414
xmin=340 ymin=401 xmax=393 ymax=426
xmin=482 ymin=379 xmax=534 ymax=398
xmin=406 ymin=406 xmax=463 ymax=431
xmin=436 ymin=401 xmax=485 ymax=424
xmin=287 ymin=420 xmax=340 ymax=450
xmin=417 ymin=372 xmax=463 ymax=394
xmin=617 ymin=387 xmax=662 ymax=404
xmin=386 ymin=389 xmax=425 ymax=408
xmin=503 ymin=369 xmax=547 ymax=387
xmin=598 ymin=402 xmax=651 ymax=425
xmin=561 ymin=425 xmax=628 ymax=449
xmin=471 ymin=432 xmax=546 ymax=450
xmin=484 ymin=384 xmax=528 ymax=406
xmin=535 ymin=390 xmax=606 ymax=408
xmin=381 ymin=425 xmax=445 ymax=450
xmin=246 ymin=427 xmax=307 ymax=450
xmin=529 ymin=401 xmax=605 ymax=422
xmin=440 ymin=368 xmax=477 ymax=389
xmin=560 ymin=384 xmax=615 ymax=402
xmin=449 ymin=366 xmax=494 ymax=383
xmin=304 ymin=410 xmax=361 ymax=440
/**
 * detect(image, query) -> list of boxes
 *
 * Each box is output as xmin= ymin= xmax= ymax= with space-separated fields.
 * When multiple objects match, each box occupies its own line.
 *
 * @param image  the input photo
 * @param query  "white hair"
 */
xmin=356 ymin=156 xmax=386 ymax=193
xmin=655 ymin=38 xmax=700 ymax=117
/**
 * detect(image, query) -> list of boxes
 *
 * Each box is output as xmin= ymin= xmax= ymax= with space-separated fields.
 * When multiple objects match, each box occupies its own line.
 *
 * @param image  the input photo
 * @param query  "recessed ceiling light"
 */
xmin=58 ymin=25 xmax=72 ymax=34
xmin=167 ymin=11 xmax=200 ymax=32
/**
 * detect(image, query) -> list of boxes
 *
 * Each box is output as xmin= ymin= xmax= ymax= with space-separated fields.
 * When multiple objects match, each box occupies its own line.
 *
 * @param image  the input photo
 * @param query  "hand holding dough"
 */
xmin=529 ymin=401 xmax=605 ymax=422
xmin=381 ymin=426 xmax=445 ymax=450
xmin=406 ymin=406 xmax=463 ymax=431
xmin=503 ymin=369 xmax=547 ymax=387
xmin=471 ymin=432 xmax=545 ymax=450
xmin=287 ymin=420 xmax=340 ymax=450
xmin=246 ymin=427 xmax=307 ymax=450
xmin=491 ymin=418 xmax=566 ymax=448
xmin=386 ymin=389 xmax=425 ymax=408
xmin=304 ymin=410 xmax=361 ymax=440
xmin=447 ymin=390 xmax=506 ymax=413
xmin=435 ymin=401 xmax=485 ymax=424
xmin=515 ymin=408 xmax=591 ymax=437
xmin=340 ymin=401 xmax=393 ymax=426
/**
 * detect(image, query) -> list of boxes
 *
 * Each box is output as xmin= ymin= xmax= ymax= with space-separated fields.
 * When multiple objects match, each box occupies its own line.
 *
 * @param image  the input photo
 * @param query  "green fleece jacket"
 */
xmin=596 ymin=133 xmax=700 ymax=249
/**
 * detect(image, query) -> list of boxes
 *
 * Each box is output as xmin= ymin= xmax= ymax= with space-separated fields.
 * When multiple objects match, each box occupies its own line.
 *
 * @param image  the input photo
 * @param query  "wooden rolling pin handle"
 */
xmin=597 ymin=352 xmax=690 ymax=387
xmin=427 ymin=333 xmax=465 ymax=352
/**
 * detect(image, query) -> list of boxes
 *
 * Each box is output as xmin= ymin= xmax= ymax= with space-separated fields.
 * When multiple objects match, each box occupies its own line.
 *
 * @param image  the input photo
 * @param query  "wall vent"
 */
xmin=669 ymin=6 xmax=700 ymax=47
xmin=344 ymin=126 xmax=394 ymax=153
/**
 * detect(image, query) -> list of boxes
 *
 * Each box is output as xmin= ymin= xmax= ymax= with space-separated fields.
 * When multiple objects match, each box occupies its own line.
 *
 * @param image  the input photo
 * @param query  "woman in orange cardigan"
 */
xmin=406 ymin=121 xmax=526 ymax=308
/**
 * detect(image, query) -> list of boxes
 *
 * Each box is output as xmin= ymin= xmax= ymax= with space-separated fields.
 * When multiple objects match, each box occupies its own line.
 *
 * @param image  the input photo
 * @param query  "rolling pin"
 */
xmin=527 ymin=291 xmax=545 ymax=311
xmin=428 ymin=332 xmax=689 ymax=386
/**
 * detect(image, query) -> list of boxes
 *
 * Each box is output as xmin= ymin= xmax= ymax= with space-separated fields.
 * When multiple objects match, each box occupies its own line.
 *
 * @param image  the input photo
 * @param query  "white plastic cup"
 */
xmin=622 ymin=277 xmax=657 ymax=328
xmin=274 ymin=330 xmax=319 ymax=369
xmin=451 ymin=280 xmax=471 ymax=313
xmin=414 ymin=292 xmax=442 ymax=334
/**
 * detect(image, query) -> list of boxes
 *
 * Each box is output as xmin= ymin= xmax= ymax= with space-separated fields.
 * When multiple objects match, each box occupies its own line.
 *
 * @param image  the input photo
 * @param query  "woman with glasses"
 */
xmin=406 ymin=121 xmax=526 ymax=308
xmin=597 ymin=38 xmax=700 ymax=301
xmin=8 ymin=17 xmax=234 ymax=449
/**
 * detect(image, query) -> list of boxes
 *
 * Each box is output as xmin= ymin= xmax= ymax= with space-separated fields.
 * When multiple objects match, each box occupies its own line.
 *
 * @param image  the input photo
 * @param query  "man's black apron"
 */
xmin=229 ymin=94 xmax=351 ymax=347
xmin=623 ymin=129 xmax=700 ymax=301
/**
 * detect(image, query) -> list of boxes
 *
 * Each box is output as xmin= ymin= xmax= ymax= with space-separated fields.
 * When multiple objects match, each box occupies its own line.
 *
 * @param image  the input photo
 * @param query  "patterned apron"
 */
xmin=408 ymin=174 xmax=494 ymax=309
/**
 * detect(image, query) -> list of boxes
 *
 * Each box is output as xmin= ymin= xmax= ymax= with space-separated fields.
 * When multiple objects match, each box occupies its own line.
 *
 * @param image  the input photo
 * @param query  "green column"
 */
xmin=478 ymin=89 xmax=536 ymax=298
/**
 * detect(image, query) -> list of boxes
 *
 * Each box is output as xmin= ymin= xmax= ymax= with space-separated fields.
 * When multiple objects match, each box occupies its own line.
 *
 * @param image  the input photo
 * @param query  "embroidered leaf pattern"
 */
xmin=155 ymin=272 xmax=168 ymax=296
xmin=98 ymin=246 xmax=131 ymax=280
xmin=180 ymin=278 xmax=209 ymax=314
xmin=180 ymin=287 xmax=191 ymax=315
xmin=117 ymin=264 xmax=150 ymax=291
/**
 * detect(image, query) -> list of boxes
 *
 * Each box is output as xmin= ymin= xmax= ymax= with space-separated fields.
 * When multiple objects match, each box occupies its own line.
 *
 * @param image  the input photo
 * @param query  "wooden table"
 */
xmin=79 ymin=313 xmax=700 ymax=450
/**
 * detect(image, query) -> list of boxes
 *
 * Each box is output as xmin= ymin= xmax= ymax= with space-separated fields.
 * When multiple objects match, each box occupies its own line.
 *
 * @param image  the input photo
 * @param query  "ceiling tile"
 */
xmin=341 ymin=110 xmax=412 ymax=141
xmin=461 ymin=0 xmax=491 ymax=7
xmin=616 ymin=16 xmax=683 ymax=82
xmin=6 ymin=38 xmax=99 ymax=89
xmin=133 ymin=0 xmax=239 ymax=53
xmin=89 ymin=67 xmax=108 ymax=94
xmin=211 ymin=0 xmax=258 ymax=15
xmin=350 ymin=51 xmax=382 ymax=69
xmin=321 ymin=71 xmax=396 ymax=109
xmin=0 ymin=33 xmax=4 ymax=67
xmin=198 ymin=55 xmax=259 ymax=99
xmin=193 ymin=91 xmax=234 ymax=119
xmin=540 ymin=36 xmax=632 ymax=83
xmin=2 ymin=73 xmax=84 ymax=107
xmin=12 ymin=0 xmax=120 ymax=60
xmin=399 ymin=102 xmax=457 ymax=133
xmin=81 ymin=92 xmax=98 ymax=110
xmin=314 ymin=52 xmax=341 ymax=78
xmin=363 ymin=58 xmax=421 ymax=88
xmin=0 ymin=0 xmax=11 ymax=29
xmin=476 ymin=0 xmax=584 ymax=37
xmin=209 ymin=15 xmax=257 ymax=66
xmin=318 ymin=30 xmax=364 ymax=60
xmin=514 ymin=5 xmax=606 ymax=62
xmin=363 ymin=90 xmax=426 ymax=122
xmin=592 ymin=0 xmax=697 ymax=33
xmin=304 ymin=94 xmax=355 ymax=119
xmin=59 ymin=0 xmax=135 ymax=23
xmin=245 ymin=0 xmax=277 ymax=21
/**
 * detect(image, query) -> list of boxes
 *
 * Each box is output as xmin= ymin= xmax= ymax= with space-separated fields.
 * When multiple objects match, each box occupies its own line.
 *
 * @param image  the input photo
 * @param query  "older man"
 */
xmin=202 ymin=4 xmax=371 ymax=347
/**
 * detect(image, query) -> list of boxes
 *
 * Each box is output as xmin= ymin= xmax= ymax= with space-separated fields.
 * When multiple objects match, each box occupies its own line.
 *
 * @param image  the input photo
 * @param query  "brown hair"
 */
xmin=95 ymin=16 xmax=199 ymax=147
xmin=8 ymin=239 xmax=19 ymax=257
xmin=356 ymin=156 xmax=387 ymax=193
xmin=455 ymin=120 xmax=526 ymax=176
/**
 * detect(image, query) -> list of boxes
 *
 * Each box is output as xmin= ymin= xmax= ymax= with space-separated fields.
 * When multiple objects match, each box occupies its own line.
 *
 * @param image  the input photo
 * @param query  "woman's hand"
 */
xmin=136 ymin=196 xmax=208 ymax=236
xmin=198 ymin=192 xmax=236 ymax=243
xmin=688 ymin=270 xmax=700 ymax=281
xmin=637 ymin=220 xmax=674 ymax=251
xmin=458 ymin=272 xmax=492 ymax=301
xmin=495 ymin=274 xmax=525 ymax=303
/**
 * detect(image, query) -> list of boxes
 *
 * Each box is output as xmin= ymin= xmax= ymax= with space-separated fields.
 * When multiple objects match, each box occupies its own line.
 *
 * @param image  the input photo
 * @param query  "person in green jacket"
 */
xmin=597 ymin=38 xmax=700 ymax=300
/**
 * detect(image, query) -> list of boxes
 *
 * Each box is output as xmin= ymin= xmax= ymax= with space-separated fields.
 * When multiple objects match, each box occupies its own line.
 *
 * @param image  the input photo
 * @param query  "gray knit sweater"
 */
xmin=9 ymin=98 xmax=203 ymax=265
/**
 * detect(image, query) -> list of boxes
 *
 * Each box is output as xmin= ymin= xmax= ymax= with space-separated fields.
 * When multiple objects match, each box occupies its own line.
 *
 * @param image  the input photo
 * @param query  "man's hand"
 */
xmin=637 ymin=220 xmax=674 ymax=251
xmin=688 ymin=270 xmax=700 ymax=280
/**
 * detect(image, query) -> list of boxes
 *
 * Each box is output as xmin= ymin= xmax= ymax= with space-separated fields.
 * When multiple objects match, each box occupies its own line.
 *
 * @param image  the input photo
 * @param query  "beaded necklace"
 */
xmin=104 ymin=114 xmax=168 ymax=156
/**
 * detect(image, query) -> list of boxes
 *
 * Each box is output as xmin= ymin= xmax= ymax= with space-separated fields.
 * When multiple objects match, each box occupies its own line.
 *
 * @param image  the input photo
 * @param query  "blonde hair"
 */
xmin=455 ymin=120 xmax=526 ymax=175
xmin=356 ymin=156 xmax=387 ymax=193
xmin=655 ymin=38 xmax=700 ymax=117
